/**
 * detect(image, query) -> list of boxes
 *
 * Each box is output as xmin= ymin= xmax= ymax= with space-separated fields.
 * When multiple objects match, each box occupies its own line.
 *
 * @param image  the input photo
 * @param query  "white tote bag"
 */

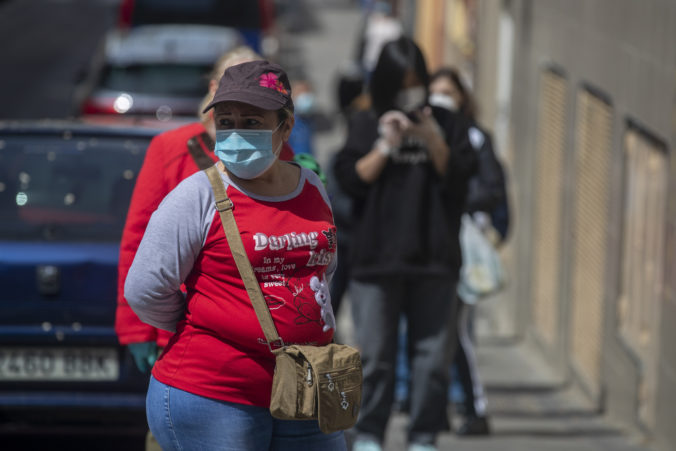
xmin=457 ymin=214 xmax=505 ymax=304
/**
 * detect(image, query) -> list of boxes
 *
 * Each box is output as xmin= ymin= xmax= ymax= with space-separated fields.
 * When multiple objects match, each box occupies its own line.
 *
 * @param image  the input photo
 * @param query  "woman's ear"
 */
xmin=281 ymin=115 xmax=295 ymax=142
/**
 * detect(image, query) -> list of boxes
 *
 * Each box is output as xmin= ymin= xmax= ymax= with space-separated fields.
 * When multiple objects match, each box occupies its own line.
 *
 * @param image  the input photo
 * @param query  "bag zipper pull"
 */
xmin=340 ymin=391 xmax=349 ymax=410
xmin=326 ymin=373 xmax=335 ymax=392
xmin=306 ymin=365 xmax=313 ymax=386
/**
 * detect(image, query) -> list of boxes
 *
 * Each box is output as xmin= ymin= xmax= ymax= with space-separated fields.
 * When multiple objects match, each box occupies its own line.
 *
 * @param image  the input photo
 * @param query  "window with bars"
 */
xmin=569 ymin=87 xmax=613 ymax=400
xmin=618 ymin=123 xmax=668 ymax=428
xmin=531 ymin=69 xmax=567 ymax=349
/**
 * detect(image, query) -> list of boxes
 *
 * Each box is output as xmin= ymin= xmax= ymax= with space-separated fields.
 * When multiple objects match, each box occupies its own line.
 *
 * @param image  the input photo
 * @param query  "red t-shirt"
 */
xmin=124 ymin=168 xmax=336 ymax=406
xmin=116 ymin=122 xmax=295 ymax=346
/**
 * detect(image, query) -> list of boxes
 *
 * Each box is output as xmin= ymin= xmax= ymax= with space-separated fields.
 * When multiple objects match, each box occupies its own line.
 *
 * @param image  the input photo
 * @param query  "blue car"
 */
xmin=0 ymin=121 xmax=158 ymax=431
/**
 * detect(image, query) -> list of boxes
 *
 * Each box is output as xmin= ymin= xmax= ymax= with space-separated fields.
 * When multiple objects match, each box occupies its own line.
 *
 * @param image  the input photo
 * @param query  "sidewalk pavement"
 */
xmin=336 ymin=300 xmax=654 ymax=451
xmin=381 ymin=336 xmax=654 ymax=451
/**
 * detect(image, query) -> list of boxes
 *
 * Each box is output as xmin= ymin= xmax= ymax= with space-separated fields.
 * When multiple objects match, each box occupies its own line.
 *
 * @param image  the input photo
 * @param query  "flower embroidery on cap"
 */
xmin=259 ymin=72 xmax=288 ymax=94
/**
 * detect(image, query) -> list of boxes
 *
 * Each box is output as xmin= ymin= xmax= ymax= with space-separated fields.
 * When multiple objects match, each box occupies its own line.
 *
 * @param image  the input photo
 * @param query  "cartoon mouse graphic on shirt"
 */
xmin=310 ymin=274 xmax=335 ymax=332
xmin=279 ymin=270 xmax=336 ymax=332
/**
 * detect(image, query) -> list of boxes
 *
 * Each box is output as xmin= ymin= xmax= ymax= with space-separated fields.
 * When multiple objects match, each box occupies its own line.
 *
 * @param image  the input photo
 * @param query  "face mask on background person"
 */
xmin=215 ymin=122 xmax=284 ymax=179
xmin=294 ymin=92 xmax=316 ymax=116
xmin=428 ymin=93 xmax=458 ymax=112
xmin=394 ymin=86 xmax=427 ymax=112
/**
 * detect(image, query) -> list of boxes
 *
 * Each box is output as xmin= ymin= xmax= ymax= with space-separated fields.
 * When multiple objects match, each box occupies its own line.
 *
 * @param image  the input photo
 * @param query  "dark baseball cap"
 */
xmin=202 ymin=60 xmax=294 ymax=113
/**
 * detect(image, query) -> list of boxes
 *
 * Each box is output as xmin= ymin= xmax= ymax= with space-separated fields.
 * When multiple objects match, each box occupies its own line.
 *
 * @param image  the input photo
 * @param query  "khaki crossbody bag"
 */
xmin=204 ymin=165 xmax=362 ymax=434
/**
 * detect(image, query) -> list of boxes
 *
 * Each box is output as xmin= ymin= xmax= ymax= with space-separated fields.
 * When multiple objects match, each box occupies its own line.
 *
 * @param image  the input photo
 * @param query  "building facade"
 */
xmin=405 ymin=1 xmax=676 ymax=449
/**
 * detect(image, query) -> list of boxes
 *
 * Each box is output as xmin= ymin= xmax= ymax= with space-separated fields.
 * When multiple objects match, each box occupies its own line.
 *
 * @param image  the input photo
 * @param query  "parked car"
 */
xmin=74 ymin=24 xmax=244 ymax=122
xmin=116 ymin=0 xmax=278 ymax=58
xmin=0 ymin=120 xmax=160 ymax=431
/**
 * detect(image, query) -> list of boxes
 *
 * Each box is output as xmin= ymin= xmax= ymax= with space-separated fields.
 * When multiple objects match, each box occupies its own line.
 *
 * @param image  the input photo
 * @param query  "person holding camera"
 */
xmin=333 ymin=36 xmax=477 ymax=451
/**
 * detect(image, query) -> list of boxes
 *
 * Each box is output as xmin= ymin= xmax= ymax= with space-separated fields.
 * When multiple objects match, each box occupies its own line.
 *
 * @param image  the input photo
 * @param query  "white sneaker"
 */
xmin=352 ymin=439 xmax=382 ymax=451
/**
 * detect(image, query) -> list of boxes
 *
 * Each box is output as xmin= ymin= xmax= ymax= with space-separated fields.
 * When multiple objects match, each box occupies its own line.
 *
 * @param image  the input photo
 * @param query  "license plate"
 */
xmin=0 ymin=347 xmax=119 ymax=381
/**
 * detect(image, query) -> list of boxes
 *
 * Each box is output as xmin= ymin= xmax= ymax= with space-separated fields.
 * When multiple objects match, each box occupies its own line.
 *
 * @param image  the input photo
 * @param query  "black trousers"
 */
xmin=452 ymin=300 xmax=487 ymax=417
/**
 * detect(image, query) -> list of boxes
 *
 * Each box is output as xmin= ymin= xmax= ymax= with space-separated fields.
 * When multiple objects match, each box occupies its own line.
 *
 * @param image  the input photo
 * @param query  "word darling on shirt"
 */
xmin=252 ymin=230 xmax=335 ymax=277
xmin=254 ymin=231 xmax=319 ymax=251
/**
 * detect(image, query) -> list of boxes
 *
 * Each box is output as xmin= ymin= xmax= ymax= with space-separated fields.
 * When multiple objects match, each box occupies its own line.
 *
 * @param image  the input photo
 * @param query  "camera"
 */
xmin=405 ymin=109 xmax=422 ymax=123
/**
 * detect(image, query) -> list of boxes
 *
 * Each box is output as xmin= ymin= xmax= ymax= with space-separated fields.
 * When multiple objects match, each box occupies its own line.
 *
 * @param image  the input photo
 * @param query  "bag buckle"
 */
xmin=267 ymin=338 xmax=285 ymax=352
xmin=215 ymin=198 xmax=233 ymax=212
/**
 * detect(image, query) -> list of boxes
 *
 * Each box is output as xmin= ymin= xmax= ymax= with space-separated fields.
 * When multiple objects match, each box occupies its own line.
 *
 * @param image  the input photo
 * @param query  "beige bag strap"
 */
xmin=204 ymin=165 xmax=284 ymax=351
xmin=187 ymin=132 xmax=216 ymax=170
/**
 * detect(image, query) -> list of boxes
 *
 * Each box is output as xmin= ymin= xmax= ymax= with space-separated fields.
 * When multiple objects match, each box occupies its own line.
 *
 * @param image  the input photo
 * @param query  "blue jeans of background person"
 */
xmin=349 ymin=275 xmax=458 ymax=446
xmin=394 ymin=315 xmax=409 ymax=406
xmin=147 ymin=376 xmax=347 ymax=451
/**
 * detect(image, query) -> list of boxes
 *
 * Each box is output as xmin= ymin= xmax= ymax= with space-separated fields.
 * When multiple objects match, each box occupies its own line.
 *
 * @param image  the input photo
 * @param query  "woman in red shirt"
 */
xmin=115 ymin=46 xmax=295 ymax=373
xmin=125 ymin=60 xmax=343 ymax=450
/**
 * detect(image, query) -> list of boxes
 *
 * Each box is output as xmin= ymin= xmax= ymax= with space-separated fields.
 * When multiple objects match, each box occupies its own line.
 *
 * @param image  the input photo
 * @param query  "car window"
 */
xmin=101 ymin=64 xmax=211 ymax=97
xmin=0 ymin=134 xmax=148 ymax=242
xmin=130 ymin=0 xmax=262 ymax=28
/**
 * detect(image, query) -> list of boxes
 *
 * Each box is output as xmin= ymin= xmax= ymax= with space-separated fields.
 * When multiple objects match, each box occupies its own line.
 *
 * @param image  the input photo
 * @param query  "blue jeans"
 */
xmin=147 ymin=376 xmax=347 ymax=451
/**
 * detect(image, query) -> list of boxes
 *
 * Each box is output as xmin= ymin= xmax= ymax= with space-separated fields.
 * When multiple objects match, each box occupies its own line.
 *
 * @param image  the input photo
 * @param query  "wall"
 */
xmin=409 ymin=2 xmax=676 ymax=445
xmin=488 ymin=0 xmax=676 ymax=448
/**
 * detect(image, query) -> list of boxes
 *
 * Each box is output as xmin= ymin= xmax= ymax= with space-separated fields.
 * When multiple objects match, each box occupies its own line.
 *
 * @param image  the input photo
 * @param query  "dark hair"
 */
xmin=429 ymin=66 xmax=477 ymax=120
xmin=277 ymin=106 xmax=294 ymax=124
xmin=369 ymin=36 xmax=429 ymax=116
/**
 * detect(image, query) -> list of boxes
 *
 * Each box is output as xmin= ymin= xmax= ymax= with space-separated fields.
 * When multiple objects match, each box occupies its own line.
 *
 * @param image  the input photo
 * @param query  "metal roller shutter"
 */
xmin=619 ymin=126 xmax=667 ymax=428
xmin=569 ymin=88 xmax=613 ymax=399
xmin=532 ymin=70 xmax=567 ymax=349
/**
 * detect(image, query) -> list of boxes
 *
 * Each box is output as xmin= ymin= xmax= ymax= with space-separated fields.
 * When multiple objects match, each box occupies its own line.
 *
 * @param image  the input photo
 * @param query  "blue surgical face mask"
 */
xmin=215 ymin=122 xmax=284 ymax=180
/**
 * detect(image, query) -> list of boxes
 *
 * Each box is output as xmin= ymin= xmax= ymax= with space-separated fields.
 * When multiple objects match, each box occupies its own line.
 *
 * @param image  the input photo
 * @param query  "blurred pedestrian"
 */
xmin=358 ymin=1 xmax=403 ymax=83
xmin=429 ymin=67 xmax=509 ymax=241
xmin=326 ymin=151 xmax=353 ymax=318
xmin=125 ymin=60 xmax=344 ymax=450
xmin=334 ymin=36 xmax=477 ymax=451
xmin=114 ymin=45 xmax=294 ymax=450
xmin=287 ymin=78 xmax=316 ymax=156
xmin=336 ymin=1 xmax=402 ymax=120
xmin=429 ymin=66 xmax=511 ymax=436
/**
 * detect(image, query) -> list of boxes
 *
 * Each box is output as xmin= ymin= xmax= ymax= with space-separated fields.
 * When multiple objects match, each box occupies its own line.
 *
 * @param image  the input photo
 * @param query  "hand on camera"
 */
xmin=376 ymin=110 xmax=412 ymax=155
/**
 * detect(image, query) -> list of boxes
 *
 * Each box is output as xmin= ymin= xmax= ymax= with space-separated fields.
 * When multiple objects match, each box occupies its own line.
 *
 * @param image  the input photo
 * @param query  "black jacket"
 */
xmin=334 ymin=107 xmax=477 ymax=279
xmin=464 ymin=123 xmax=510 ymax=241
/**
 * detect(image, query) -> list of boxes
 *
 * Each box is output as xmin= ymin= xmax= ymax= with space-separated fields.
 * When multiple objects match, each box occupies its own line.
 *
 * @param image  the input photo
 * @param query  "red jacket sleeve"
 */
xmin=115 ymin=132 xmax=173 ymax=345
